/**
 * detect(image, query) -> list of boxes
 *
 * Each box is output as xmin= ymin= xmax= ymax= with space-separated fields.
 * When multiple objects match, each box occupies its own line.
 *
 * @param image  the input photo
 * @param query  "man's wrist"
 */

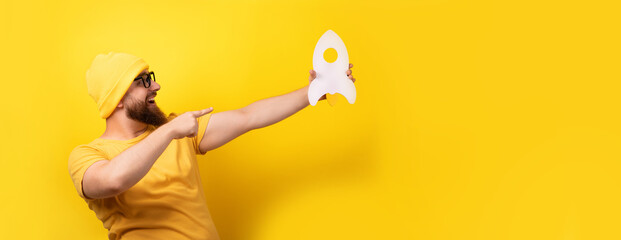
xmin=154 ymin=123 xmax=176 ymax=140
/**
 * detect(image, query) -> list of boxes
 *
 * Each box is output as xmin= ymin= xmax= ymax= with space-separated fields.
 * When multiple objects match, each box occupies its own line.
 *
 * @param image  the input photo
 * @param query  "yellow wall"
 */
xmin=1 ymin=0 xmax=621 ymax=239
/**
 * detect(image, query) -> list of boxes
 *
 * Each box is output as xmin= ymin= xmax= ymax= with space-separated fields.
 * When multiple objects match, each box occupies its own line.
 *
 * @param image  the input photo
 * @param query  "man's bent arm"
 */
xmin=199 ymin=86 xmax=310 ymax=153
xmin=82 ymin=126 xmax=175 ymax=199
xmin=82 ymin=108 xmax=211 ymax=199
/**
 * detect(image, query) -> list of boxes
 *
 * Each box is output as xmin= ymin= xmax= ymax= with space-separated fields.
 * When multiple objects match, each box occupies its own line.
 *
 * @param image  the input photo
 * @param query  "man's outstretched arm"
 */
xmin=198 ymin=65 xmax=355 ymax=153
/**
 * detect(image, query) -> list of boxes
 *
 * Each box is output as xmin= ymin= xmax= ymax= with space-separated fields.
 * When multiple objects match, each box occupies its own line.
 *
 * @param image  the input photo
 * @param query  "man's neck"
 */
xmin=101 ymin=112 xmax=149 ymax=141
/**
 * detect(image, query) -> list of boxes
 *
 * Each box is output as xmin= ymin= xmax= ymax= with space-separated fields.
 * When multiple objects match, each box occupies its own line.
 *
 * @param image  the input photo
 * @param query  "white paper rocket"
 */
xmin=308 ymin=30 xmax=356 ymax=106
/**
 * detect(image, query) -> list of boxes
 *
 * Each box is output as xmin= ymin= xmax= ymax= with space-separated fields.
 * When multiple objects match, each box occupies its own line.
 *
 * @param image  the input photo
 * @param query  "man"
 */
xmin=68 ymin=52 xmax=356 ymax=240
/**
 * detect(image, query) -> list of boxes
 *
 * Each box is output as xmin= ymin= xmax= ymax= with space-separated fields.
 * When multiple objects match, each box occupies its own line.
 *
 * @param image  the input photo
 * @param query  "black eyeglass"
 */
xmin=134 ymin=71 xmax=156 ymax=88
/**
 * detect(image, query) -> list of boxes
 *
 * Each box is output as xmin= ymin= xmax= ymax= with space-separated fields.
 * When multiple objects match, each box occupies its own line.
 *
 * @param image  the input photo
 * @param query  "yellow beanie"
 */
xmin=86 ymin=52 xmax=149 ymax=118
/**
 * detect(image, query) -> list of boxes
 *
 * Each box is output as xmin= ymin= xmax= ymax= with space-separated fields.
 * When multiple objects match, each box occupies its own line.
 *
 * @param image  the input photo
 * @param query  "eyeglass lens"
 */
xmin=137 ymin=72 xmax=156 ymax=88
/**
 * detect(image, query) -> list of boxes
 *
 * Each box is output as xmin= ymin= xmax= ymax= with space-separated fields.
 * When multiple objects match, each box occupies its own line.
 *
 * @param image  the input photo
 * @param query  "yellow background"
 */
xmin=1 ymin=0 xmax=621 ymax=239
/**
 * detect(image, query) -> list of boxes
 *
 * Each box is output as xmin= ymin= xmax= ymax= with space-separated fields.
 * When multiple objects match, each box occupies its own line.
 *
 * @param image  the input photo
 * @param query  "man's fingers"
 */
xmin=309 ymin=69 xmax=317 ymax=82
xmin=347 ymin=63 xmax=355 ymax=83
xmin=192 ymin=107 xmax=214 ymax=117
xmin=198 ymin=107 xmax=214 ymax=116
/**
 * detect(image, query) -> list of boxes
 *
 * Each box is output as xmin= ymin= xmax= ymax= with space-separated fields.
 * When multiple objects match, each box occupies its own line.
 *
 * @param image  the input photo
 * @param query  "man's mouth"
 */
xmin=147 ymin=94 xmax=156 ymax=104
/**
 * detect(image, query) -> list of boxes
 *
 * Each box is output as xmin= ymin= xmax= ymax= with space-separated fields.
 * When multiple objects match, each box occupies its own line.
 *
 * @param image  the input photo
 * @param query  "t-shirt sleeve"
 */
xmin=193 ymin=113 xmax=212 ymax=155
xmin=68 ymin=145 xmax=107 ymax=199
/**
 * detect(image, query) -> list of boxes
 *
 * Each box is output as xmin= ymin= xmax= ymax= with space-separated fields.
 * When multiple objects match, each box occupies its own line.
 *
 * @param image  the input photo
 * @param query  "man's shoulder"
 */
xmin=167 ymin=112 xmax=179 ymax=120
xmin=68 ymin=141 xmax=107 ymax=166
xmin=69 ymin=140 xmax=105 ymax=157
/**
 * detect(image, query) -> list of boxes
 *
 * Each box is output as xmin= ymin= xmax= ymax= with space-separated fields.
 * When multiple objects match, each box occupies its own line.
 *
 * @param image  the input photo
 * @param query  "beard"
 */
xmin=123 ymin=94 xmax=168 ymax=127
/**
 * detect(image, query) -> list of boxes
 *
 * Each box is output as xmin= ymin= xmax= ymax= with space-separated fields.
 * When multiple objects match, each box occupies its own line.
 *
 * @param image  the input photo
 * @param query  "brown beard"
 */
xmin=123 ymin=94 xmax=168 ymax=127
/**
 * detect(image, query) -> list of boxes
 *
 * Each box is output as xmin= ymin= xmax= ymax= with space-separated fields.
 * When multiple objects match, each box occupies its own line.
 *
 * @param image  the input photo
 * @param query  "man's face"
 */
xmin=122 ymin=69 xmax=168 ymax=127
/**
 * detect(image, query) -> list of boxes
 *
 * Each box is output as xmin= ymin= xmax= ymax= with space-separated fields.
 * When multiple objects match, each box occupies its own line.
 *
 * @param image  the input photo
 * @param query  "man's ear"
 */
xmin=117 ymin=96 xmax=125 ymax=108
xmin=117 ymin=91 xmax=132 ymax=108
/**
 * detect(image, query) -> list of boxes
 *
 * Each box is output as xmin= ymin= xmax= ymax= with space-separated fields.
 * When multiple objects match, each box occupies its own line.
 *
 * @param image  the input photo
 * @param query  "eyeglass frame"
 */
xmin=133 ymin=71 xmax=156 ymax=88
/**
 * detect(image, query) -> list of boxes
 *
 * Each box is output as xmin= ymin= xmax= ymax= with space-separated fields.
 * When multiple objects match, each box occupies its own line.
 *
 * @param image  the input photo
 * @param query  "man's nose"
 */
xmin=150 ymin=81 xmax=161 ymax=91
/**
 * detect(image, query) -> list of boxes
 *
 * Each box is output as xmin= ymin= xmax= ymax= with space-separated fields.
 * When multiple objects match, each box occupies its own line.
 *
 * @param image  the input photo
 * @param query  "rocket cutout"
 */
xmin=308 ymin=30 xmax=356 ymax=106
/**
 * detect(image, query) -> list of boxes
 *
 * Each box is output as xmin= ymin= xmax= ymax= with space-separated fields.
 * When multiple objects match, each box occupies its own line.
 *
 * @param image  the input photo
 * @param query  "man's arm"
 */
xmin=199 ymin=86 xmax=310 ymax=153
xmin=82 ymin=108 xmax=213 ymax=199
xmin=199 ymin=65 xmax=356 ymax=153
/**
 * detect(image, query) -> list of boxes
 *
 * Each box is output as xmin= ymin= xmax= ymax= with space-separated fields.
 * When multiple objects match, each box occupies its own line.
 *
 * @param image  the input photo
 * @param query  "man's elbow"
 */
xmin=238 ymin=107 xmax=257 ymax=131
xmin=85 ymin=174 xmax=127 ymax=199
xmin=106 ymin=176 xmax=126 ymax=197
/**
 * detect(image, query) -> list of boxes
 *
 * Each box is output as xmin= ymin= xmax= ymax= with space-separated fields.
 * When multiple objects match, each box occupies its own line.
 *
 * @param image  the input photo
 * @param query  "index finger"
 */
xmin=192 ymin=107 xmax=214 ymax=117
xmin=349 ymin=63 xmax=353 ymax=68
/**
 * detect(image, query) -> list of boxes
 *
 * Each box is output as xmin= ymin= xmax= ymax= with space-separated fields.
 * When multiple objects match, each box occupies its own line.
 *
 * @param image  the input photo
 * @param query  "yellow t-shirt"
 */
xmin=68 ymin=113 xmax=219 ymax=240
